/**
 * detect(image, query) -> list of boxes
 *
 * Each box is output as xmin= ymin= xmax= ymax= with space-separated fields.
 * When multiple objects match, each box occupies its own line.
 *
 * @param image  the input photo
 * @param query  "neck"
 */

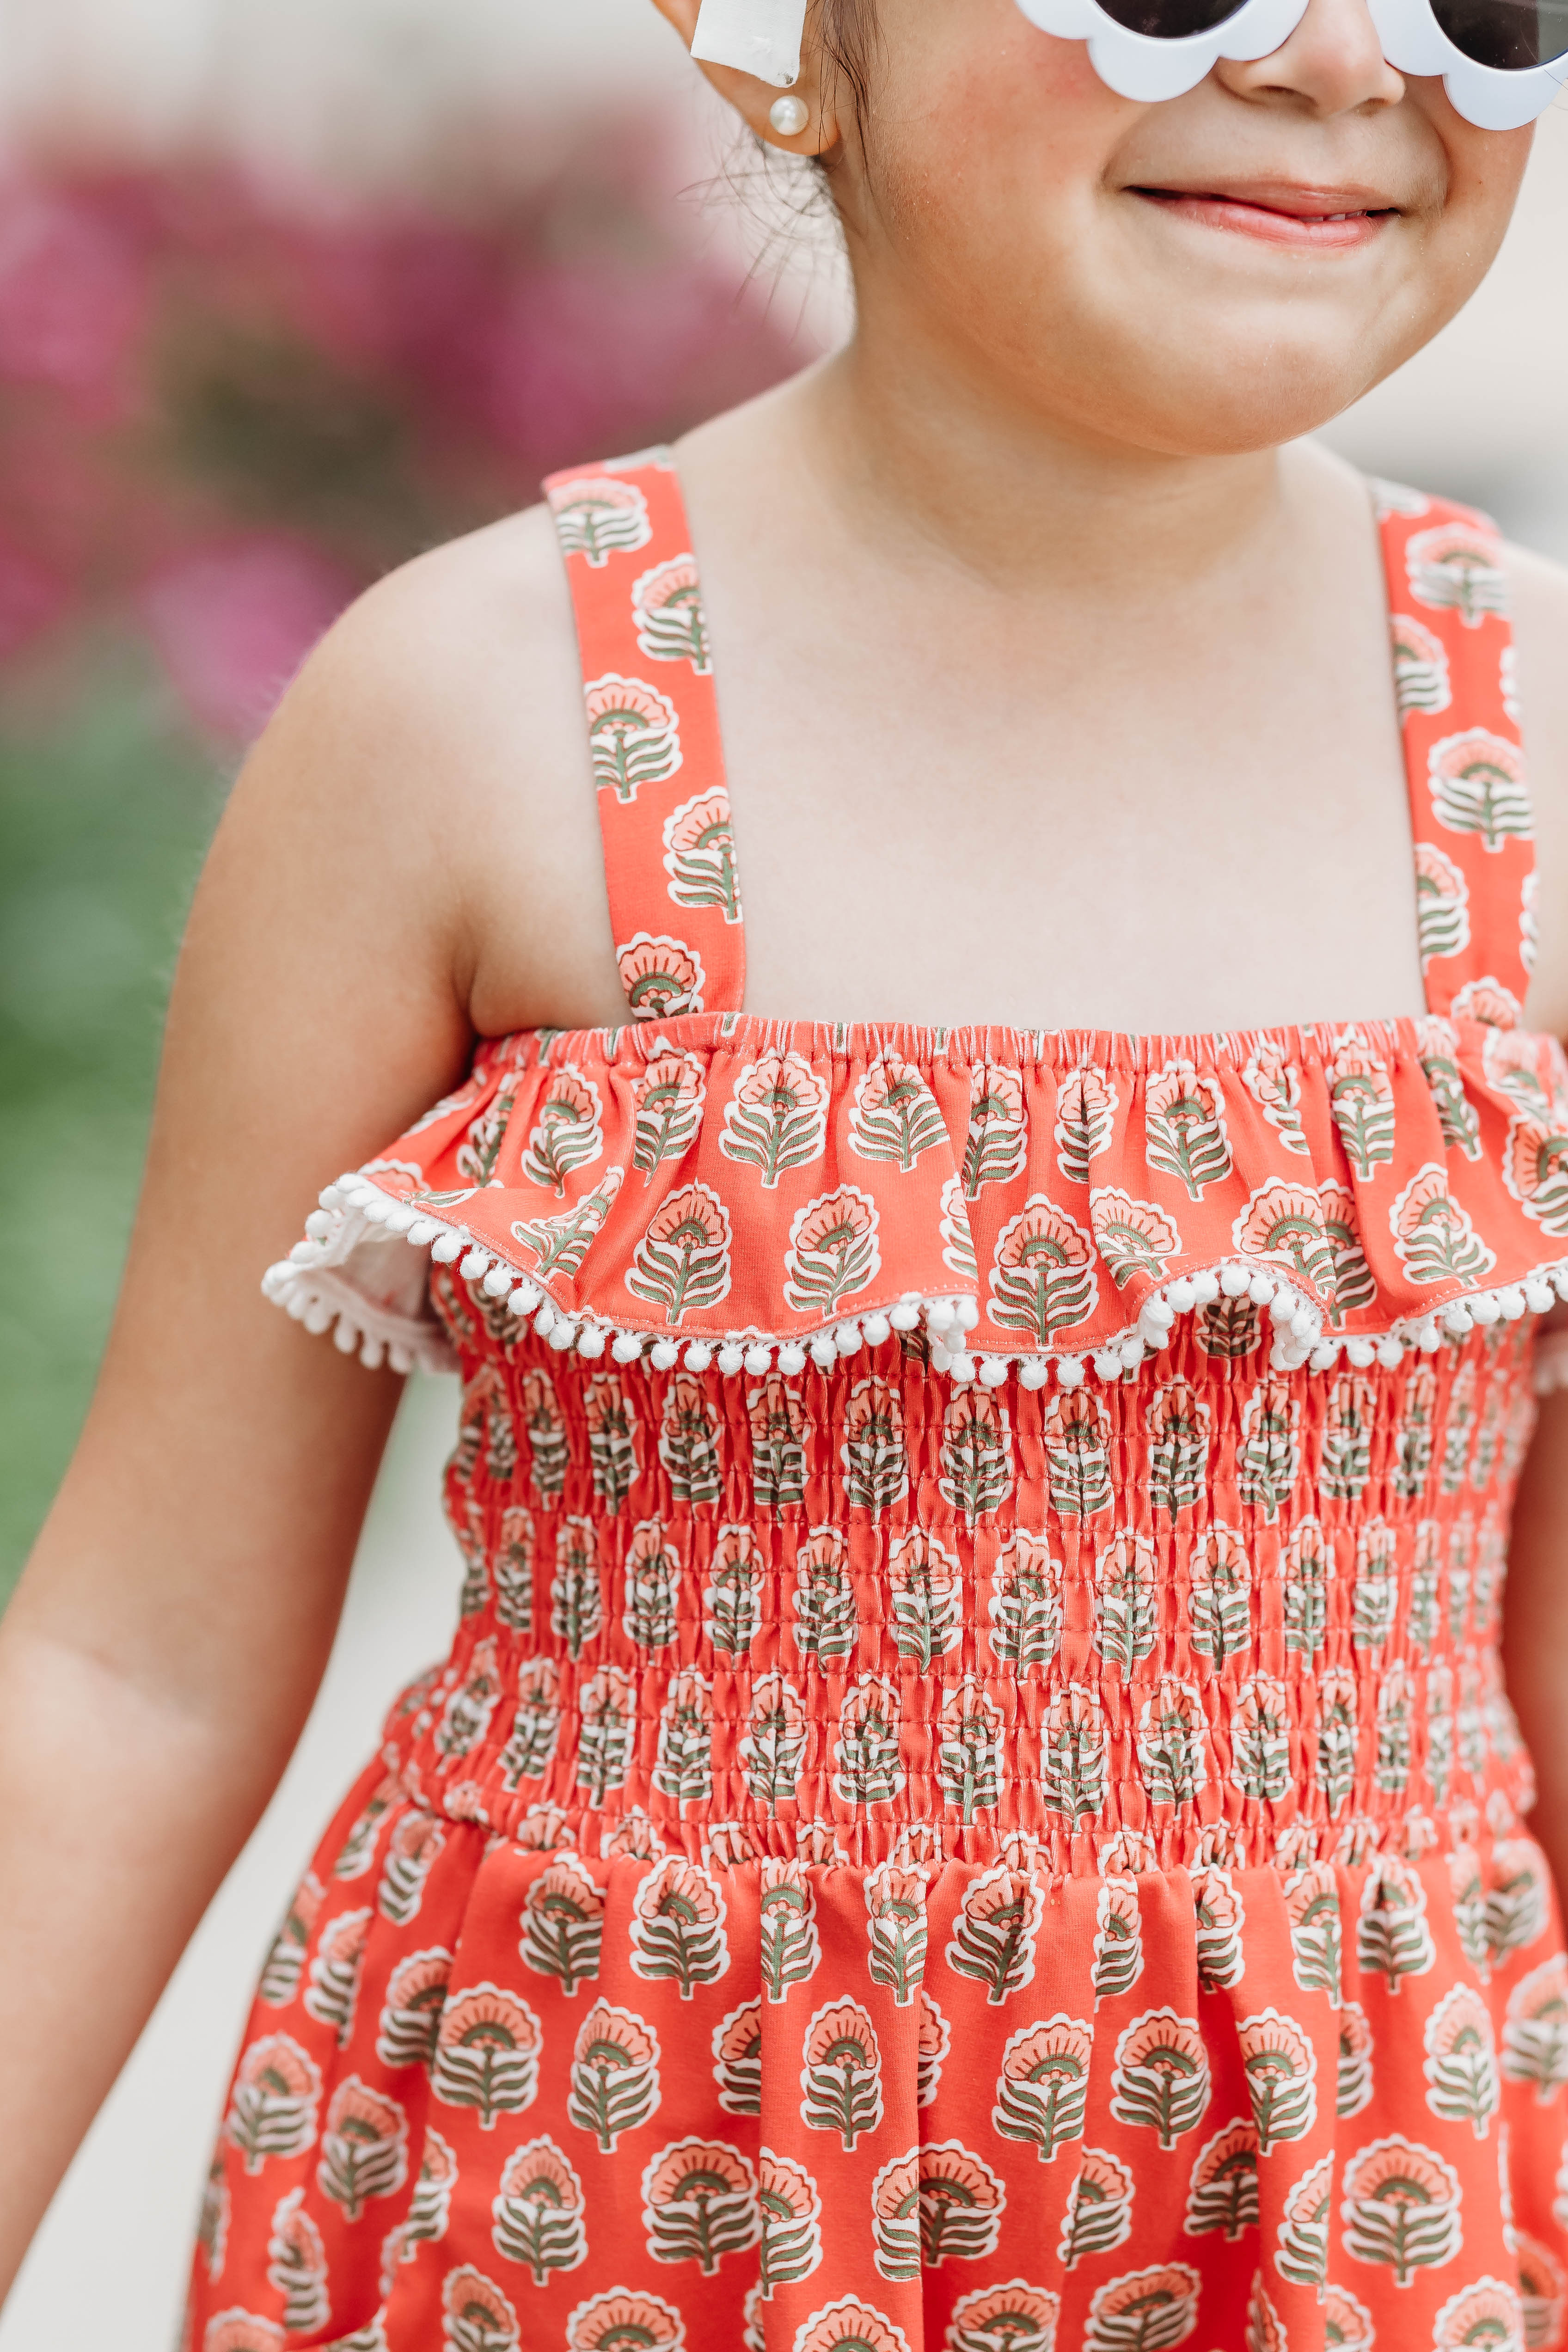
xmin=784 ymin=294 xmax=1299 ymax=605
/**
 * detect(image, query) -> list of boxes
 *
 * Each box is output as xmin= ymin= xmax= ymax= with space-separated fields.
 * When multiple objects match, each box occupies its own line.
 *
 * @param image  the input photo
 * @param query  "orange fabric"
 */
xmin=192 ymin=466 xmax=1568 ymax=2352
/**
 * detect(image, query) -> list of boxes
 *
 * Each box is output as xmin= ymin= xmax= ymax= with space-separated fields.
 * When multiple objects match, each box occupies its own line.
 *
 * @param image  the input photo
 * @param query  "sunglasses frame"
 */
xmin=693 ymin=0 xmax=1564 ymax=126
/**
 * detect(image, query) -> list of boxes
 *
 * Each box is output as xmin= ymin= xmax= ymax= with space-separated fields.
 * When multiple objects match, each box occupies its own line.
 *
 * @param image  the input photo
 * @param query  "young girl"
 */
xmin=8 ymin=0 xmax=1568 ymax=2340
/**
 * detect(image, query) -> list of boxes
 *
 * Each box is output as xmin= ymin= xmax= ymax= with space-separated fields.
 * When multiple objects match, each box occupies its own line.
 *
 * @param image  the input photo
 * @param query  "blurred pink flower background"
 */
xmin=0 ymin=139 xmax=801 ymax=735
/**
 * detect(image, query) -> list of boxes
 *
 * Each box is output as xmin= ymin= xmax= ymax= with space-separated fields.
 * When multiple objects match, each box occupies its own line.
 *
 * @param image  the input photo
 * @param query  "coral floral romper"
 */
xmin=190 ymin=454 xmax=1568 ymax=2352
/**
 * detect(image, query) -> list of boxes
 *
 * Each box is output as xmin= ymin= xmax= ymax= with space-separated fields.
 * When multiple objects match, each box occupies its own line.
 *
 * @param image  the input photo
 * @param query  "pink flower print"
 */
xmin=632 ymin=553 xmax=710 ymax=670
xmin=1390 ymin=612 xmax=1452 ymax=716
xmin=1427 ymin=728 xmax=1531 ymax=852
xmin=631 ymin=1048 xmax=706 ymax=1182
xmin=720 ymin=1051 xmax=830 ymax=1188
xmin=1242 ymin=1039 xmax=1310 ymax=1156
xmin=1451 ymin=975 xmax=1523 ymax=1028
xmin=663 ymin=789 xmax=740 ymax=922
xmin=565 ymin=2291 xmax=685 ymax=2352
xmin=549 ymin=474 xmax=652 ymax=566
xmin=1143 ymin=1060 xmax=1231 ymax=1201
xmin=784 ymin=1186 xmax=882 ymax=1319
xmin=1390 ymin=1162 xmax=1497 ymax=1287
xmin=1089 ymin=1188 xmax=1180 ymax=1291
xmin=988 ymin=1197 xmax=1097 ymax=1348
xmin=1327 ymin=1032 xmax=1396 ymax=1180
xmin=1414 ymin=841 xmax=1471 ymax=967
xmin=962 ymin=1063 xmax=1028 ymax=1198
xmin=626 ymin=1182 xmax=733 ymax=1324
xmin=1406 ymin=521 xmax=1508 ymax=626
xmin=586 ymin=674 xmax=682 ymax=802
xmin=848 ymin=1052 xmax=948 ymax=1171
xmin=616 ymin=933 xmax=705 ymax=1021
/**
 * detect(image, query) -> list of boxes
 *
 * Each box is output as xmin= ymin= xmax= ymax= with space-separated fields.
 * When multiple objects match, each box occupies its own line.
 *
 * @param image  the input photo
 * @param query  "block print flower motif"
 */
xmin=1094 ymin=1530 xmax=1158 ymax=1668
xmin=520 ymin=1064 xmax=604 ymax=1196
xmin=1238 ymin=1378 xmax=1300 ymax=1522
xmin=663 ymin=790 xmax=740 ymax=923
xmin=1337 ymin=2003 xmax=1375 ymax=2120
xmin=616 ymin=934 xmax=705 ymax=1022
xmin=378 ymin=1812 xmax=445 ymax=1929
xmin=939 ymin=1388 xmax=1013 ymax=1519
xmin=632 ymin=553 xmax=710 ymax=671
xmin=1191 ymin=1864 xmax=1245 ymax=1992
xmin=258 ymin=1870 xmax=325 ymax=2007
xmin=1233 ymin=1178 xmax=1335 ymax=1303
xmin=441 ymin=2264 xmax=520 ymax=2352
xmin=749 ymin=1371 xmax=810 ymax=1508
xmin=1514 ymin=2234 xmax=1568 ymax=2347
xmin=550 ymin=474 xmax=652 ymax=567
xmin=630 ymin=1858 xmax=731 ymax=1999
xmin=203 ymin=2317 xmax=286 ymax=2352
xmin=653 ymin=1669 xmax=715 ymax=1814
xmin=757 ymin=2150 xmax=823 ymax=2300
xmin=1058 ymin=2149 xmax=1134 ymax=2269
xmin=759 ymin=1859 xmax=822 ymax=2004
xmin=1328 ymin=1030 xmax=1397 ymax=1180
xmin=585 ymin=673 xmax=682 ymax=803
xmin=522 ymin=1371 xmax=570 ymax=1500
xmin=988 ymin=1196 xmax=1097 ymax=1348
xmin=1040 ymin=1683 xmax=1109 ymax=1826
xmin=1093 ymin=1873 xmax=1143 ymax=2002
xmin=1237 ymin=2009 xmax=1317 ymax=2154
xmin=742 ymin=1673 xmax=808 ymax=1812
xmin=1054 ymin=1061 xmax=1119 ymax=1186
xmin=1501 ymin=1954 xmax=1568 ymax=2100
xmin=784 ymin=1187 xmax=882 ymax=1320
xmin=303 ymin=1906 xmax=371 ymax=2046
xmin=1415 ymin=840 xmax=1471 ymax=967
xmin=1284 ymin=1862 xmax=1342 ymax=1999
xmin=490 ymin=2137 xmax=588 ymax=2285
xmin=720 ymin=1051 xmax=829 ymax=1188
xmin=1390 ymin=1161 xmax=1497 ymax=1287
xmin=792 ymin=2298 xmax=912 ymax=2352
xmin=564 ymin=2293 xmax=686 ymax=2352
xmin=226 ymin=2034 xmax=323 ymax=2175
xmin=566 ymin=2002 xmax=662 ymax=2154
xmin=1188 ymin=1525 xmax=1252 ymax=1663
xmin=1182 ymin=2119 xmax=1259 ymax=2242
xmin=833 ymin=1675 xmax=906 ymax=1809
xmin=936 ymin=1677 xmax=1004 ymax=1823
xmin=658 ymin=1378 xmax=722 ymax=1507
xmin=918 ymin=1989 xmax=951 ymax=2109
xmin=1145 ymin=1381 xmax=1210 ymax=1518
xmin=265 ymin=2187 xmax=329 ymax=2334
xmin=1429 ymin=727 xmax=1532 ymax=851
xmin=455 ymin=1077 xmax=520 ymax=1188
xmin=520 ymin=1854 xmax=605 ymax=1996
xmin=1451 ymin=975 xmax=1522 ymax=1027
xmin=1084 ymin=2266 xmax=1200 ymax=2352
xmin=1421 ymin=1983 xmax=1499 ymax=2138
xmin=497 ymin=1659 xmax=560 ymax=1791
xmin=1356 ymin=1856 xmax=1436 ymax=1993
xmin=1109 ymin=2009 xmax=1211 ymax=2150
xmin=870 ymin=2149 xmax=919 ymax=2284
xmin=1391 ymin=612 xmax=1452 ymax=715
xmin=1407 ymin=520 xmax=1509 ymax=625
xmin=631 ymin=1047 xmax=706 ymax=1183
xmin=799 ymin=2000 xmax=884 ymax=2150
xmin=916 ymin=2143 xmax=1006 ymax=2268
xmin=640 ymin=2139 xmax=760 ymax=2276
xmin=1502 ymin=1094 xmax=1568 ymax=1237
xmin=316 ymin=2076 xmax=408 ymax=2223
xmin=710 ymin=1999 xmax=763 ymax=2119
xmin=1143 ymin=1060 xmax=1232 ymax=1201
xmin=1320 ymin=1184 xmax=1379 ymax=1322
xmin=941 ymin=1170 xmax=980 ymax=1286
xmin=948 ymin=2282 xmax=1060 ymax=2352
xmin=945 ymin=1867 xmax=1042 ymax=2005
xmin=1270 ymin=2151 xmax=1333 ymax=2295
xmin=988 ymin=1528 xmax=1063 ymax=1672
xmin=432 ymin=1985 xmax=542 ymax=2131
xmin=626 ymin=1182 xmax=733 ymax=1324
xmin=1137 ymin=1678 xmax=1209 ymax=1812
xmin=848 ymin=1051 xmax=948 ymax=1171
xmin=1431 ymin=2281 xmax=1526 ymax=2351
xmin=703 ymin=1524 xmax=762 ymax=1656
xmin=576 ymin=1665 xmax=635 ymax=1805
xmin=1243 ymin=1039 xmax=1310 ymax=1156
xmin=841 ymin=1378 xmax=907 ymax=1515
xmin=375 ymin=1945 xmax=453 ymax=2071
xmin=864 ymin=1864 xmax=927 ymax=2007
xmin=434 ymin=1639 xmax=504 ymax=1772
xmin=1340 ymin=2136 xmax=1463 ymax=2287
xmin=1089 ymin=1188 xmax=1180 ymax=1291
xmin=793 ymin=1525 xmax=858 ymax=1662
xmin=963 ymin=1063 xmax=1028 ymax=1198
xmin=992 ymin=2015 xmax=1094 ymax=2165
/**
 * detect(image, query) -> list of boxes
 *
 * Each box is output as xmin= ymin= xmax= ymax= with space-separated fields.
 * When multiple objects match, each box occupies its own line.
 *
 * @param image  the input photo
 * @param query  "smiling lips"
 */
xmin=1135 ymin=182 xmax=1396 ymax=245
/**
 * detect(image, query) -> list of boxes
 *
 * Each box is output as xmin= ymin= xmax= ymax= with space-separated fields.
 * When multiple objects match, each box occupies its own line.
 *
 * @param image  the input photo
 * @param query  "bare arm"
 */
xmin=0 ymin=507 xmax=604 ymax=2294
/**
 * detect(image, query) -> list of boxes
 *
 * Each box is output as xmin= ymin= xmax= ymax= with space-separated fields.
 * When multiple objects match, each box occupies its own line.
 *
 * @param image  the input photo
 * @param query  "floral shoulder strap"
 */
xmin=545 ymin=448 xmax=745 ymax=1022
xmin=1377 ymin=482 xmax=1534 ymax=1027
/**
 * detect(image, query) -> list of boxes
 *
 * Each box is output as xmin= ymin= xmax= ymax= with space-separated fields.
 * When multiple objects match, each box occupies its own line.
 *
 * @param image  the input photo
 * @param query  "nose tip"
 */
xmin=1213 ymin=0 xmax=1408 ymax=111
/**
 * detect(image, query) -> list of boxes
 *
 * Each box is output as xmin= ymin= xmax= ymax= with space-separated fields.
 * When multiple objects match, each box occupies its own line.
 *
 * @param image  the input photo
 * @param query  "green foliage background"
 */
xmin=0 ymin=654 xmax=224 ymax=1599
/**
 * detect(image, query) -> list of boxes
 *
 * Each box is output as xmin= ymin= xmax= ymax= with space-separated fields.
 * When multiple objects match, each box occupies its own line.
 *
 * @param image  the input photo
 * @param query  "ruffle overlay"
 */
xmin=266 ymin=1014 xmax=1568 ymax=1384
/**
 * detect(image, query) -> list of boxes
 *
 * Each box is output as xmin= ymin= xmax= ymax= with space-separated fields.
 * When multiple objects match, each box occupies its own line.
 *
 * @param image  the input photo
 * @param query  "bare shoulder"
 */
xmin=1504 ymin=539 xmax=1568 ymax=1034
xmin=249 ymin=500 xmax=619 ymax=1034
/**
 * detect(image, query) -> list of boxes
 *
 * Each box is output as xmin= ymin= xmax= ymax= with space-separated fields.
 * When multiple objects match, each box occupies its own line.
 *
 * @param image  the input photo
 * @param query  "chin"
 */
xmin=1078 ymin=332 xmax=1394 ymax=458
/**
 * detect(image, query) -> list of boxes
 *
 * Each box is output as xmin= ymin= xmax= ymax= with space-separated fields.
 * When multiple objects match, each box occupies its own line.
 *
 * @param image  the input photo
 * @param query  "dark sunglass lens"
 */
xmin=1093 ymin=0 xmax=1254 ymax=35
xmin=1430 ymin=0 xmax=1568 ymax=65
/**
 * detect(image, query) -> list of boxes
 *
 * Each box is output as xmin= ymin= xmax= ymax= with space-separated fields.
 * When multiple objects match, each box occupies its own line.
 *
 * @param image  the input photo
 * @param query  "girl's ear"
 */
xmin=648 ymin=0 xmax=840 ymax=154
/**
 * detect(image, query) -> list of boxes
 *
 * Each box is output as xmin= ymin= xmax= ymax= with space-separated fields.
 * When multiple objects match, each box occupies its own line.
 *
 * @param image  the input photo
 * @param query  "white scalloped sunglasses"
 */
xmin=693 ymin=0 xmax=1566 ymax=129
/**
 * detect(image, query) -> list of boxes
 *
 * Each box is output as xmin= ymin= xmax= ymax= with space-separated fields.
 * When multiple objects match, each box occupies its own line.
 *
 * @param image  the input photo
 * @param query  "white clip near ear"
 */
xmin=692 ymin=0 xmax=808 ymax=87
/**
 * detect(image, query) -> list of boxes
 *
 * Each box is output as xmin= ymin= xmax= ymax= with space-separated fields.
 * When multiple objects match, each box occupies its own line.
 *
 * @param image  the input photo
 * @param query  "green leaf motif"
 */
xmin=719 ymin=1050 xmax=829 ymax=1189
xmin=626 ymin=1182 xmax=733 ymax=1325
xmin=962 ymin=1062 xmax=1028 ymax=1198
xmin=631 ymin=1049 xmax=706 ymax=1183
xmin=585 ymin=671 xmax=681 ymax=804
xmin=662 ymin=790 xmax=741 ymax=923
xmin=1143 ymin=1060 xmax=1232 ymax=1202
xmin=520 ymin=1065 xmax=605 ymax=1196
xmin=848 ymin=1051 xmax=949 ymax=1172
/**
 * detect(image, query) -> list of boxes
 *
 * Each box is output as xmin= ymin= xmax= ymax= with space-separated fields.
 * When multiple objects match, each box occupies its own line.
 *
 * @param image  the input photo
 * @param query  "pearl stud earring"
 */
xmin=768 ymin=93 xmax=810 ymax=135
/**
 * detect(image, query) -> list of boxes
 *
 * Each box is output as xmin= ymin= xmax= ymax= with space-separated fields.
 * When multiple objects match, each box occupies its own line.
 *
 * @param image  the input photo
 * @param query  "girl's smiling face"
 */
xmin=701 ymin=0 xmax=1536 ymax=455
